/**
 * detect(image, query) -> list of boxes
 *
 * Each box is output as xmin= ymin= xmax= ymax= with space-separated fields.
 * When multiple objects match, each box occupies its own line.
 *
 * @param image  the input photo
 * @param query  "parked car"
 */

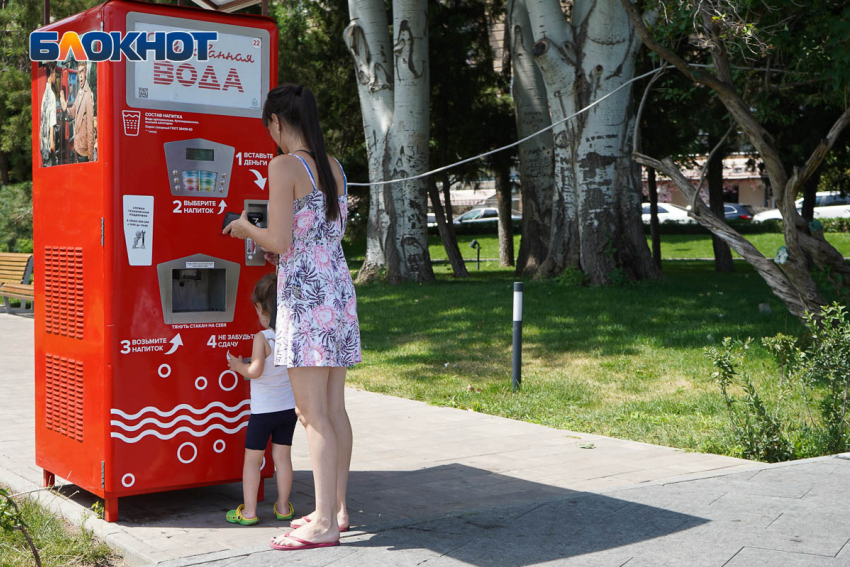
xmin=753 ymin=191 xmax=850 ymax=222
xmin=427 ymin=213 xmax=436 ymax=228
xmin=813 ymin=204 xmax=850 ymax=219
xmin=453 ymin=207 xmax=522 ymax=225
xmin=724 ymin=203 xmax=755 ymax=221
xmin=641 ymin=203 xmax=694 ymax=224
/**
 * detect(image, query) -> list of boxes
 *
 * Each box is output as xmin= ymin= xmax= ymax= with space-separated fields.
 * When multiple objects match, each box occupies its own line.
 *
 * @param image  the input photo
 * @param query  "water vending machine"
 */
xmin=31 ymin=0 xmax=279 ymax=521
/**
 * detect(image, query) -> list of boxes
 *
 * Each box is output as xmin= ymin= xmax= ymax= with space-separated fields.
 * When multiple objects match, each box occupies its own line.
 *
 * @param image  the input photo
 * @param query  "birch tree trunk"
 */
xmin=507 ymin=0 xmax=554 ymax=276
xmin=523 ymin=0 xmax=659 ymax=284
xmin=346 ymin=0 xmax=435 ymax=284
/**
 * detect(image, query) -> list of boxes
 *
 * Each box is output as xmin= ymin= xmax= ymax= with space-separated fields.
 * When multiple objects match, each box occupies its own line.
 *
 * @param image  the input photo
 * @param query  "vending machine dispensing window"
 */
xmin=164 ymin=138 xmax=235 ymax=197
xmin=156 ymin=253 xmax=240 ymax=324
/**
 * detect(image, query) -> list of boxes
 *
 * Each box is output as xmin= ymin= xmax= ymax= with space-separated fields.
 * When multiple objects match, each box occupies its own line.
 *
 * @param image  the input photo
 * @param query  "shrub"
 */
xmin=706 ymin=303 xmax=850 ymax=462
xmin=0 ymin=182 xmax=33 ymax=252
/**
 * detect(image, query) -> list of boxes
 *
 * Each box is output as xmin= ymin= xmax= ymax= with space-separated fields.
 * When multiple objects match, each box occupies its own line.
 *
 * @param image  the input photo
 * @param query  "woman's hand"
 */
xmin=223 ymin=210 xmax=250 ymax=240
xmin=264 ymin=251 xmax=279 ymax=266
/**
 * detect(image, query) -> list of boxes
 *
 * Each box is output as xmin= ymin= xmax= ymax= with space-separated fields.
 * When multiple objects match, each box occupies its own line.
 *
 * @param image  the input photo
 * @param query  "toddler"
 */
xmin=225 ymin=273 xmax=296 ymax=525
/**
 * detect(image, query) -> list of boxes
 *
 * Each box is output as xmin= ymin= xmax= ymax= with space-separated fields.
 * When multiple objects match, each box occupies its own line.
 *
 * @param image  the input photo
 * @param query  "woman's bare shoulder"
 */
xmin=268 ymin=154 xmax=306 ymax=180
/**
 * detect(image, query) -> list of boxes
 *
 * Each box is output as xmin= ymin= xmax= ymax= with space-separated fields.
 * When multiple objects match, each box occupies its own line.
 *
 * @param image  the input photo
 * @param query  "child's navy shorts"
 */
xmin=244 ymin=409 xmax=297 ymax=450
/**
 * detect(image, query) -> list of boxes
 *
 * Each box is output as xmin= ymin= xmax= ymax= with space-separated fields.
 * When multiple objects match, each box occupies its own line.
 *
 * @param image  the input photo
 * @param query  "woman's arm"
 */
xmin=227 ymin=333 xmax=269 ymax=379
xmin=223 ymin=156 xmax=294 ymax=254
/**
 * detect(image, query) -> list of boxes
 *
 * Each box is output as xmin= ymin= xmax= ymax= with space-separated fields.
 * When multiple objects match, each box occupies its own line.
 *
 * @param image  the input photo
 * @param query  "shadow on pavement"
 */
xmin=57 ymin=463 xmax=705 ymax=565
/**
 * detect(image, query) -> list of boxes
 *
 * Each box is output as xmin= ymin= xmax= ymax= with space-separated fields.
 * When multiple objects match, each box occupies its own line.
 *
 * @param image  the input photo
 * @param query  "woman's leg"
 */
xmin=273 ymin=367 xmax=339 ymax=545
xmin=289 ymin=367 xmax=351 ymax=529
xmin=271 ymin=443 xmax=293 ymax=510
xmin=328 ymin=367 xmax=351 ymax=528
xmin=242 ymin=449 xmax=264 ymax=518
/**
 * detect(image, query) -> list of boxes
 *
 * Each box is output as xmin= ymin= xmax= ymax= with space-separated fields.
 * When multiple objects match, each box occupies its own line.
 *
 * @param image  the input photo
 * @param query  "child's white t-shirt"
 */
xmin=250 ymin=329 xmax=295 ymax=414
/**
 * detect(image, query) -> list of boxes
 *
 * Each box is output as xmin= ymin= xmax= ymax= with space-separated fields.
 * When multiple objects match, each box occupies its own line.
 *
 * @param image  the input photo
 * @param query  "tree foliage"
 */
xmin=624 ymin=0 xmax=850 ymax=317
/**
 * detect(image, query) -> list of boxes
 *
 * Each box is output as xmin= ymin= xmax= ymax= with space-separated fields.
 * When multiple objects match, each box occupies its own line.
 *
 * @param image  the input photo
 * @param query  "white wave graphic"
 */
xmin=111 ymin=400 xmax=250 ymax=420
xmin=110 ymin=410 xmax=251 ymax=432
xmin=110 ymin=421 xmax=249 ymax=444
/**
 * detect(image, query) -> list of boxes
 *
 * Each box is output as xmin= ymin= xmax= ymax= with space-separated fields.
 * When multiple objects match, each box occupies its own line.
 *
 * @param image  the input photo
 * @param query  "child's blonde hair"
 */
xmin=251 ymin=273 xmax=277 ymax=330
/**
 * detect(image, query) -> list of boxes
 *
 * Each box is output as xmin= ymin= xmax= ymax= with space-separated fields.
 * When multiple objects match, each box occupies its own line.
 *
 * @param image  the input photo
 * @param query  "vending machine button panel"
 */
xmin=163 ymin=138 xmax=235 ymax=198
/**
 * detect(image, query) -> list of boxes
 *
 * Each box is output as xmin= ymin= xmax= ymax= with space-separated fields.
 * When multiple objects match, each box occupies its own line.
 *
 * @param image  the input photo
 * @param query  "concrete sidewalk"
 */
xmin=152 ymin=456 xmax=850 ymax=567
xmin=4 ymin=312 xmax=829 ymax=567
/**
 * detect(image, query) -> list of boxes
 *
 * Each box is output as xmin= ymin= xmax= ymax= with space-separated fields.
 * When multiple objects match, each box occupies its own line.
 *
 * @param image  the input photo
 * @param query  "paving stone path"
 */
xmin=4 ymin=314 xmax=849 ymax=566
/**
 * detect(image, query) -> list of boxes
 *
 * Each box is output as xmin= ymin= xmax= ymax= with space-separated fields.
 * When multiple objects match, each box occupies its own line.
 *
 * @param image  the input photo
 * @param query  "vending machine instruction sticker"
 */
xmin=123 ymin=195 xmax=154 ymax=266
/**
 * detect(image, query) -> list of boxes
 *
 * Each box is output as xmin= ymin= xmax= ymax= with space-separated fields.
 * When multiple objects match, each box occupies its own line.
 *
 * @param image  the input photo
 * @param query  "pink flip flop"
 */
xmin=270 ymin=534 xmax=340 ymax=551
xmin=290 ymin=516 xmax=350 ymax=532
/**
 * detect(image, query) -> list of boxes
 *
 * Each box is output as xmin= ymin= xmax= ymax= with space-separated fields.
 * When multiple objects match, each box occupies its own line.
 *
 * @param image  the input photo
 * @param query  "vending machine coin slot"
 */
xmin=157 ymin=253 xmax=240 ymax=324
xmin=244 ymin=199 xmax=269 ymax=266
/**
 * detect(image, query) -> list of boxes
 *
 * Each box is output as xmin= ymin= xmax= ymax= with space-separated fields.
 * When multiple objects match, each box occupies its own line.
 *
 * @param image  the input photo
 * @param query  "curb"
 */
xmin=0 ymin=466 xmax=169 ymax=566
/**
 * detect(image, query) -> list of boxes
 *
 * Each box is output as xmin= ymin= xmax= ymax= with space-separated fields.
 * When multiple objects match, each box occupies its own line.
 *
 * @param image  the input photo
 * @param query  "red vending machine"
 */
xmin=31 ymin=0 xmax=279 ymax=521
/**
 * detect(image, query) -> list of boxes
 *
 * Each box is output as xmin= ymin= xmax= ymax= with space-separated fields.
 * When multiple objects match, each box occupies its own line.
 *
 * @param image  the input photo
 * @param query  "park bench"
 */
xmin=0 ymin=252 xmax=34 ymax=313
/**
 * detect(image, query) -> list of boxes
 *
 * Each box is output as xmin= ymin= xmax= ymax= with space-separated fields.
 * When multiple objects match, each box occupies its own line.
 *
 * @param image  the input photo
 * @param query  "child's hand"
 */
xmin=227 ymin=351 xmax=243 ymax=373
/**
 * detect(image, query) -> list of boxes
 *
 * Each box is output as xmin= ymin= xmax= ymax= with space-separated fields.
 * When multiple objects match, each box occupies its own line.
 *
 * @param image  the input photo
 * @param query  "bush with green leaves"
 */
xmin=0 ymin=181 xmax=32 ymax=253
xmin=706 ymin=303 xmax=850 ymax=462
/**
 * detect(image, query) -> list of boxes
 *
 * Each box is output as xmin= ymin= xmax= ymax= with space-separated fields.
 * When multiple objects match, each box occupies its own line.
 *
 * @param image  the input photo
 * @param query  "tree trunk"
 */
xmin=495 ymin=160 xmax=515 ymax=266
xmin=801 ymin=170 xmax=820 ymax=223
xmin=0 ymin=150 xmax=9 ymax=185
xmin=442 ymin=174 xmax=454 ymax=225
xmin=647 ymin=166 xmax=661 ymax=270
xmin=428 ymin=177 xmax=468 ymax=276
xmin=507 ymin=0 xmax=554 ymax=277
xmin=525 ymin=0 xmax=659 ymax=284
xmin=346 ymin=0 xmax=435 ymax=284
xmin=708 ymin=142 xmax=734 ymax=272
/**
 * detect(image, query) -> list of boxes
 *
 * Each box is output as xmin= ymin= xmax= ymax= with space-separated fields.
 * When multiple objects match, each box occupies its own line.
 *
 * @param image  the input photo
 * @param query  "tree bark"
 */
xmin=801 ymin=170 xmax=820 ymax=223
xmin=646 ymin=166 xmax=661 ymax=269
xmin=708 ymin=141 xmax=734 ymax=272
xmin=495 ymin=160 xmax=515 ymax=266
xmin=346 ymin=0 xmax=435 ymax=284
xmin=507 ymin=0 xmax=554 ymax=277
xmin=428 ymin=177 xmax=468 ymax=276
xmin=524 ymin=0 xmax=659 ymax=284
xmin=0 ymin=150 xmax=9 ymax=185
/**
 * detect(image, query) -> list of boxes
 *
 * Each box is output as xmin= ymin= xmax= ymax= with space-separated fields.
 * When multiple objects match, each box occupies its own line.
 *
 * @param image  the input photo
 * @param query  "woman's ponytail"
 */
xmin=298 ymin=87 xmax=340 ymax=222
xmin=262 ymin=84 xmax=340 ymax=222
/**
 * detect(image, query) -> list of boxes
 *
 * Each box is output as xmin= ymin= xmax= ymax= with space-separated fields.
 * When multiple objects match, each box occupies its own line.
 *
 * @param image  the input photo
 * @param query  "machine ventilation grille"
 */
xmin=44 ymin=247 xmax=84 ymax=339
xmin=45 ymin=354 xmax=84 ymax=442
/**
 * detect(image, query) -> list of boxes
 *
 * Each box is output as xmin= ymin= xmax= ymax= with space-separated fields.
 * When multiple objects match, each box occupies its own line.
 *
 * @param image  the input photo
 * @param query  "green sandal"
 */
xmin=226 ymin=504 xmax=259 ymax=526
xmin=274 ymin=501 xmax=295 ymax=521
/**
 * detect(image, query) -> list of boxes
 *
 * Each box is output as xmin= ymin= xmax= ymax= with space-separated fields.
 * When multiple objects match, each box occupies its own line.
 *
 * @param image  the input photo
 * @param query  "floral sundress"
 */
xmin=274 ymin=154 xmax=362 ymax=368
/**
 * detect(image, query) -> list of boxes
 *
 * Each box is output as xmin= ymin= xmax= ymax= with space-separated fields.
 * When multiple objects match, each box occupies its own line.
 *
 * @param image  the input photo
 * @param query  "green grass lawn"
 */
xmin=345 ymin=253 xmax=839 ymax=457
xmin=415 ymin=232 xmax=850 ymax=264
xmin=0 ymin=487 xmax=117 ymax=567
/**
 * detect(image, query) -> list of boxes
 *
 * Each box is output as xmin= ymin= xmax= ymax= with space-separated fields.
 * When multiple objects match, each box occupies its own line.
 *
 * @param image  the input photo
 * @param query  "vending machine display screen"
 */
xmin=186 ymin=148 xmax=214 ymax=161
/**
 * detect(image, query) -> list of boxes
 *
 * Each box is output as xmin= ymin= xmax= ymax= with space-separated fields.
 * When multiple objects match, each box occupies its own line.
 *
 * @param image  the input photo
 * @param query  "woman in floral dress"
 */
xmin=225 ymin=83 xmax=361 ymax=550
